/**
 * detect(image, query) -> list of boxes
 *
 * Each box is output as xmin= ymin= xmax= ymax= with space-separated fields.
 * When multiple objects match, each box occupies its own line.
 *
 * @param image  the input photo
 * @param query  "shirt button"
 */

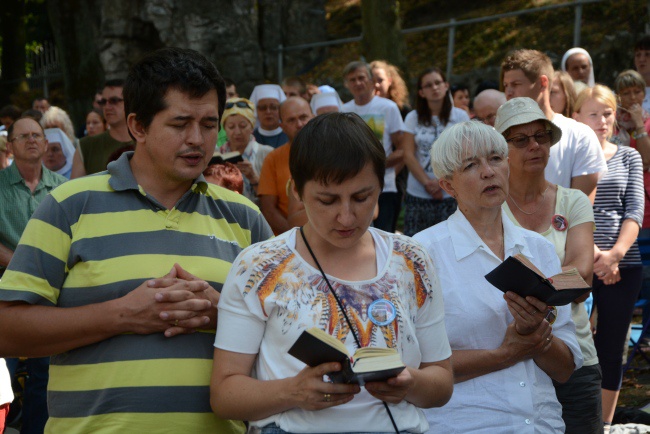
xmin=520 ymin=382 xmax=526 ymax=387
xmin=525 ymin=419 xmax=531 ymax=425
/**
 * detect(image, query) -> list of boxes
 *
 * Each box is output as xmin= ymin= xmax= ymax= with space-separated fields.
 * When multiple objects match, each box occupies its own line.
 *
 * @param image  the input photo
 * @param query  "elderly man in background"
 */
xmin=473 ymin=89 xmax=506 ymax=127
xmin=258 ymin=97 xmax=314 ymax=235
xmin=0 ymin=116 xmax=67 ymax=434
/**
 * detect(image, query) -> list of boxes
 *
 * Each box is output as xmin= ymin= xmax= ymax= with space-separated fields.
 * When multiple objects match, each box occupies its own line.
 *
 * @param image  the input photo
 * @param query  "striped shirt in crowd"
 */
xmin=593 ymin=145 xmax=644 ymax=267
xmin=0 ymin=152 xmax=273 ymax=433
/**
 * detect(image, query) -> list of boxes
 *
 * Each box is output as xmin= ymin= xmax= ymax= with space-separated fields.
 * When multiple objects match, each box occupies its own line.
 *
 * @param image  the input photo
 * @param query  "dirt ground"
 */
xmin=620 ymin=356 xmax=650 ymax=409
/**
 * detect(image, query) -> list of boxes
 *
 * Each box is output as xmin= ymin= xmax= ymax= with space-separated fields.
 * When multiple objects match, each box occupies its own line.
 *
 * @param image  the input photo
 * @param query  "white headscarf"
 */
xmin=249 ymin=84 xmax=287 ymax=105
xmin=310 ymin=91 xmax=343 ymax=114
xmin=561 ymin=47 xmax=595 ymax=87
xmin=44 ymin=128 xmax=75 ymax=178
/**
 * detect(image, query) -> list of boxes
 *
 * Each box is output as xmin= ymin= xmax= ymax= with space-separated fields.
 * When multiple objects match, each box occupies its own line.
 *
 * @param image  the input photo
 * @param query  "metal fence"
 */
xmin=1 ymin=40 xmax=62 ymax=98
xmin=27 ymin=40 xmax=62 ymax=99
xmin=274 ymin=0 xmax=602 ymax=81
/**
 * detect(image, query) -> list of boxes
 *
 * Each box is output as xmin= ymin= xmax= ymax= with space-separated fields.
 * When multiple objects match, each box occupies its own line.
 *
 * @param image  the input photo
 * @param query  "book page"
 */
xmin=512 ymin=253 xmax=545 ymax=278
xmin=352 ymin=351 xmax=403 ymax=374
xmin=549 ymin=268 xmax=590 ymax=290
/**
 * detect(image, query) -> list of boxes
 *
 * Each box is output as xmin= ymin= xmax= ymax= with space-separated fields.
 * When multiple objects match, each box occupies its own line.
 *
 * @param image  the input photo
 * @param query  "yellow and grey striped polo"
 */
xmin=0 ymin=152 xmax=273 ymax=433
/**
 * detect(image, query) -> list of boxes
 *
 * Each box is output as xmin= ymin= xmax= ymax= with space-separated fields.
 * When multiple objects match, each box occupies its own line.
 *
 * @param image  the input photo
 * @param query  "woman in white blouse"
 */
xmin=413 ymin=121 xmax=583 ymax=434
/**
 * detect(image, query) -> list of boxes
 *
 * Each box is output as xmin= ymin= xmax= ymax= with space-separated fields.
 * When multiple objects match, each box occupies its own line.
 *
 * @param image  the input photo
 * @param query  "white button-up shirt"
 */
xmin=414 ymin=210 xmax=583 ymax=434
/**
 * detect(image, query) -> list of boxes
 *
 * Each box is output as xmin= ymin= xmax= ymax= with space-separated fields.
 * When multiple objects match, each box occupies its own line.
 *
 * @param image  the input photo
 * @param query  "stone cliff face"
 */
xmin=97 ymin=0 xmax=326 ymax=96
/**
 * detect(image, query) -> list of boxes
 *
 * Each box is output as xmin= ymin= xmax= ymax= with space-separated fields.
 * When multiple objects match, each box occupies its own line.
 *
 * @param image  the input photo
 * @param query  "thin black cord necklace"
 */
xmin=299 ymin=226 xmax=400 ymax=434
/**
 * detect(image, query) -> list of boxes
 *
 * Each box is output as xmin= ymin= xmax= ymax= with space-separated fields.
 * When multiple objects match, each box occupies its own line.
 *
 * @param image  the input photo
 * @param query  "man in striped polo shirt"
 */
xmin=0 ymin=47 xmax=273 ymax=433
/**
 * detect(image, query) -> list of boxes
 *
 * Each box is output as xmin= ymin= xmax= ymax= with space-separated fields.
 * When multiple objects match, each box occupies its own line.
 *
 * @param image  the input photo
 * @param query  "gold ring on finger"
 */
xmin=174 ymin=319 xmax=179 ymax=327
xmin=323 ymin=393 xmax=331 ymax=402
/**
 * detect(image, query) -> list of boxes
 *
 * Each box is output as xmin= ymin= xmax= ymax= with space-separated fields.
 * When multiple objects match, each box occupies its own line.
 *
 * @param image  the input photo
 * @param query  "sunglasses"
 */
xmin=506 ymin=130 xmax=552 ymax=148
xmin=97 ymin=97 xmax=124 ymax=106
xmin=225 ymin=101 xmax=252 ymax=110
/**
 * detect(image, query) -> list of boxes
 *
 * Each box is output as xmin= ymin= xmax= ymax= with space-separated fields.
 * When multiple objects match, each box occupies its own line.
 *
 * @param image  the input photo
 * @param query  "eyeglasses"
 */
xmin=10 ymin=133 xmax=45 ymax=144
xmin=506 ymin=130 xmax=553 ymax=148
xmin=421 ymin=80 xmax=445 ymax=89
xmin=225 ymin=101 xmax=252 ymax=110
xmin=97 ymin=97 xmax=124 ymax=106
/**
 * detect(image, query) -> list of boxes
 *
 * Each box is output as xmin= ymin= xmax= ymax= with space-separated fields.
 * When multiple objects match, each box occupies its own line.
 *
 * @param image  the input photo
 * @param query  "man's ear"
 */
xmin=539 ymin=74 xmax=550 ymax=91
xmin=127 ymin=113 xmax=146 ymax=143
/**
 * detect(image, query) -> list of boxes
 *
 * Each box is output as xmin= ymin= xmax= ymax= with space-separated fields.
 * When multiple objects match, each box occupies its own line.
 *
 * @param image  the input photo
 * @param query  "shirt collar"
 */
xmin=5 ymin=162 xmax=60 ymax=188
xmin=107 ymin=151 xmax=208 ymax=195
xmin=447 ymin=209 xmax=532 ymax=262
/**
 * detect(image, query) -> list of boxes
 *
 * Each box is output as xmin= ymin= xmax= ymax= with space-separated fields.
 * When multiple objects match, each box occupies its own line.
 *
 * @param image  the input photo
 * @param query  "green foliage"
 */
xmin=302 ymin=0 xmax=649 ymax=91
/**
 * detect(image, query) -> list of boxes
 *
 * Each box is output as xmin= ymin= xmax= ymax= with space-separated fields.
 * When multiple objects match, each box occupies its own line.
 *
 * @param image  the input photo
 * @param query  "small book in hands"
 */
xmin=288 ymin=327 xmax=405 ymax=385
xmin=209 ymin=151 xmax=244 ymax=165
xmin=485 ymin=253 xmax=591 ymax=306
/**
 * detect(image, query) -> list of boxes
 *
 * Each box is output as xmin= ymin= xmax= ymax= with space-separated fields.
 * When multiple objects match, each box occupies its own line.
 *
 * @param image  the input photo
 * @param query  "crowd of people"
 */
xmin=0 ymin=35 xmax=650 ymax=433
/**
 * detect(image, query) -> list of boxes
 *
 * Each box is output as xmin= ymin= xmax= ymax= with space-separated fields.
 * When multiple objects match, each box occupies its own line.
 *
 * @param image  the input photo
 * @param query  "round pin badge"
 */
xmin=551 ymin=214 xmax=568 ymax=232
xmin=368 ymin=299 xmax=397 ymax=326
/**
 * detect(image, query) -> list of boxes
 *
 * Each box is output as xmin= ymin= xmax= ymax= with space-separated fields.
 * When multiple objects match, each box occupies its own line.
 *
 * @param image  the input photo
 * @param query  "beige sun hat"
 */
xmin=494 ymin=97 xmax=562 ymax=146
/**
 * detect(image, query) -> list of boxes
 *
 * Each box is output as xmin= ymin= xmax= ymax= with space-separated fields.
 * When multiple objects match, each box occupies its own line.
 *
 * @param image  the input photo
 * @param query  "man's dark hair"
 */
xmin=636 ymin=35 xmax=650 ymax=52
xmin=7 ymin=115 xmax=45 ymax=141
xmin=123 ymin=47 xmax=226 ymax=131
xmin=224 ymin=77 xmax=236 ymax=88
xmin=32 ymin=97 xmax=47 ymax=104
xmin=104 ymin=78 xmax=125 ymax=89
xmin=0 ymin=105 xmax=23 ymax=121
xmin=290 ymin=112 xmax=385 ymax=195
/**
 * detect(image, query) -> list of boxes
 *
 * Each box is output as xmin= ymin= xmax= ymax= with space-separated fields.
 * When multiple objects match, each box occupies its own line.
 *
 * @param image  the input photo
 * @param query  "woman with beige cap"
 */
xmin=220 ymin=97 xmax=274 ymax=203
xmin=495 ymin=97 xmax=601 ymax=433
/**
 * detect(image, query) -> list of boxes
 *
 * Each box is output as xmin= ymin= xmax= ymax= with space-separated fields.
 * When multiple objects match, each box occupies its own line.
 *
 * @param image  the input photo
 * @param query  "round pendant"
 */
xmin=368 ymin=299 xmax=397 ymax=326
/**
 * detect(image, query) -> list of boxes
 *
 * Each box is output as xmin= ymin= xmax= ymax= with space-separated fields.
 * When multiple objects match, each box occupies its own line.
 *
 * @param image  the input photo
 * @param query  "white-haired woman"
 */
xmin=413 ymin=121 xmax=582 ymax=433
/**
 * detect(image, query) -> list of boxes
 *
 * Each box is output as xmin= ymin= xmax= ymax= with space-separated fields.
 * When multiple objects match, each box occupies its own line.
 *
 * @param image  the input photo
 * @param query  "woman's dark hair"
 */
xmin=290 ymin=112 xmax=385 ymax=195
xmin=123 ymin=47 xmax=226 ymax=133
xmin=415 ymin=67 xmax=452 ymax=127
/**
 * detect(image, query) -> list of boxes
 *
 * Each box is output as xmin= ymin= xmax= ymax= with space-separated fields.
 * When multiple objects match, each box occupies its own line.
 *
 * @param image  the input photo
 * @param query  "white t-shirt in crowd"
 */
xmin=414 ymin=210 xmax=582 ymax=434
xmin=342 ymin=96 xmax=405 ymax=193
xmin=215 ymin=227 xmax=451 ymax=433
xmin=0 ymin=358 xmax=13 ymax=407
xmin=545 ymin=113 xmax=607 ymax=188
xmin=403 ymin=107 xmax=469 ymax=199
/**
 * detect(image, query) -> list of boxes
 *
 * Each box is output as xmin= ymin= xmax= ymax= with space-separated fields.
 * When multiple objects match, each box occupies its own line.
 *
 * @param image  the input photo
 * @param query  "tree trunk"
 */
xmin=360 ymin=0 xmax=406 ymax=72
xmin=47 ymin=0 xmax=104 ymax=132
xmin=0 ymin=0 xmax=28 ymax=106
